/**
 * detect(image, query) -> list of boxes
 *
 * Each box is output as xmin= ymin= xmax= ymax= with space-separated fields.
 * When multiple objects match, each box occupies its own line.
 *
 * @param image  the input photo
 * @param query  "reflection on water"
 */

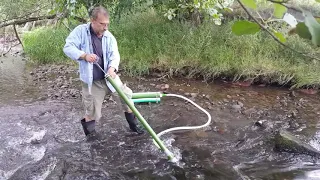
xmin=0 ymin=54 xmax=38 ymax=105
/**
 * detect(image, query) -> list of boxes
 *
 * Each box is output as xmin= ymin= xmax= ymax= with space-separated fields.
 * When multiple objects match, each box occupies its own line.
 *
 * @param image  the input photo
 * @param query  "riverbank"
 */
xmin=22 ymin=11 xmax=320 ymax=90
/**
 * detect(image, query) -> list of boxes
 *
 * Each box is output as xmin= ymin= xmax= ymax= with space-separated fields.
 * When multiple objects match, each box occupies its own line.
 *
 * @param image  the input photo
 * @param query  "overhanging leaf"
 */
xmin=296 ymin=22 xmax=312 ymax=40
xmin=273 ymin=3 xmax=287 ymax=18
xmin=232 ymin=20 xmax=260 ymax=35
xmin=240 ymin=0 xmax=257 ymax=10
xmin=303 ymin=10 xmax=320 ymax=46
xmin=223 ymin=7 xmax=233 ymax=13
xmin=316 ymin=0 xmax=320 ymax=3
xmin=273 ymin=31 xmax=286 ymax=43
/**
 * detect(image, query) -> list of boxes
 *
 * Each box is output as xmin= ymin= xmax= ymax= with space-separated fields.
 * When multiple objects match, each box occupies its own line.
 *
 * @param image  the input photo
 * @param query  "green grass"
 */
xmin=22 ymin=11 xmax=320 ymax=88
xmin=110 ymin=11 xmax=320 ymax=88
xmin=22 ymin=26 xmax=70 ymax=63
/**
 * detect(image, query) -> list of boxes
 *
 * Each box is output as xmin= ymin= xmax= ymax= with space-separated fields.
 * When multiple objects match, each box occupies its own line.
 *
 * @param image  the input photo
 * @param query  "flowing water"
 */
xmin=1 ymin=54 xmax=320 ymax=180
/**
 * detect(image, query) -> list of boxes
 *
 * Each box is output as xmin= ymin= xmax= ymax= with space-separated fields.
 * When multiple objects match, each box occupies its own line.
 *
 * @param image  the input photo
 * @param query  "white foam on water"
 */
xmin=118 ymin=142 xmax=125 ymax=146
xmin=304 ymin=170 xmax=320 ymax=178
xmin=151 ymin=135 xmax=184 ymax=167
xmin=0 ymin=146 xmax=47 ymax=179
xmin=309 ymin=131 xmax=320 ymax=151
xmin=55 ymin=125 xmax=82 ymax=143
xmin=7 ymin=137 xmax=25 ymax=146
xmin=6 ymin=128 xmax=46 ymax=147
xmin=32 ymin=158 xmax=58 ymax=180
xmin=0 ymin=170 xmax=8 ymax=180
xmin=25 ymin=146 xmax=46 ymax=161
xmin=294 ymin=169 xmax=320 ymax=180
xmin=55 ymin=135 xmax=81 ymax=143
xmin=1 ymin=166 xmax=24 ymax=180
xmin=27 ymin=130 xmax=47 ymax=143
xmin=232 ymin=163 xmax=251 ymax=180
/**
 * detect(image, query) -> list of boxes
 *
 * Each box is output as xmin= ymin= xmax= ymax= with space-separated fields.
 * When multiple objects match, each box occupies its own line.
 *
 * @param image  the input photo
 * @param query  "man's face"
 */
xmin=91 ymin=13 xmax=109 ymax=35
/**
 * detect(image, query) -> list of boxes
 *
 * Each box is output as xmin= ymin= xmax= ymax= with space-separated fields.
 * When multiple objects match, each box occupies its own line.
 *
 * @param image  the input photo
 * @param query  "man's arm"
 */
xmin=63 ymin=26 xmax=86 ymax=61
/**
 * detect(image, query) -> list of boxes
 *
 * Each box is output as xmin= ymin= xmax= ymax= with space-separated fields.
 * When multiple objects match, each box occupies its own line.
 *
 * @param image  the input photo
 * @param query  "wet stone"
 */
xmin=274 ymin=130 xmax=320 ymax=157
xmin=288 ymin=119 xmax=300 ymax=129
xmin=162 ymin=84 xmax=170 ymax=90
xmin=231 ymin=104 xmax=242 ymax=112
xmin=289 ymin=91 xmax=296 ymax=97
xmin=204 ymin=94 xmax=210 ymax=100
xmin=237 ymin=101 xmax=244 ymax=108
xmin=190 ymin=93 xmax=198 ymax=98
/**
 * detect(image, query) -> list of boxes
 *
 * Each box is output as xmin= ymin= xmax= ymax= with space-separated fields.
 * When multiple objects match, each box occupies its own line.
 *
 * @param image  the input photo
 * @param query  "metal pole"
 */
xmin=105 ymin=75 xmax=174 ymax=160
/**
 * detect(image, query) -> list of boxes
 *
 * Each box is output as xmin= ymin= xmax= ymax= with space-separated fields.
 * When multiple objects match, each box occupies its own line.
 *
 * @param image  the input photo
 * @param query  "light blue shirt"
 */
xmin=63 ymin=23 xmax=120 ymax=94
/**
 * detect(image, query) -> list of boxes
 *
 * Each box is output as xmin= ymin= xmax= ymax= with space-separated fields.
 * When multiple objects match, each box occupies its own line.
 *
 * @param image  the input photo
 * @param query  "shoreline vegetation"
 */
xmin=21 ymin=11 xmax=320 ymax=91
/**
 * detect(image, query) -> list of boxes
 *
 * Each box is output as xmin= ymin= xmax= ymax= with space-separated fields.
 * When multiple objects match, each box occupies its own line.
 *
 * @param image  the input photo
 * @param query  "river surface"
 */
xmin=1 ymin=54 xmax=320 ymax=180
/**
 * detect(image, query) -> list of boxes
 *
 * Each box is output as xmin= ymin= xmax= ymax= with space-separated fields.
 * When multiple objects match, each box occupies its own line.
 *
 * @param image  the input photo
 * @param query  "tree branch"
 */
xmin=267 ymin=0 xmax=320 ymax=19
xmin=0 ymin=14 xmax=57 ymax=28
xmin=13 ymin=24 xmax=23 ymax=49
xmin=74 ymin=16 xmax=88 ymax=23
xmin=0 ymin=3 xmax=51 ymax=24
xmin=236 ymin=0 xmax=320 ymax=61
xmin=62 ymin=21 xmax=72 ymax=32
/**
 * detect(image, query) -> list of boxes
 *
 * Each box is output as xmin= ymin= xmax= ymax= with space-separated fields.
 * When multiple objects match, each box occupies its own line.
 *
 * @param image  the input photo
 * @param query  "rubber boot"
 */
xmin=124 ymin=112 xmax=145 ymax=135
xmin=80 ymin=118 xmax=96 ymax=136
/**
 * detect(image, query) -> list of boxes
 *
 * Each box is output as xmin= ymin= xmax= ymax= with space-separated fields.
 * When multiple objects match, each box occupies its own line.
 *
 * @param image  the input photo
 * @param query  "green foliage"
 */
xmin=50 ymin=0 xmax=320 ymax=48
xmin=303 ymin=10 xmax=320 ymax=46
xmin=231 ymin=0 xmax=320 ymax=48
xmin=273 ymin=30 xmax=286 ymax=43
xmin=152 ymin=0 xmax=234 ymax=25
xmin=296 ymin=22 xmax=312 ymax=40
xmin=22 ymin=27 xmax=69 ymax=63
xmin=273 ymin=3 xmax=287 ymax=18
xmin=108 ymin=12 xmax=320 ymax=87
xmin=232 ymin=20 xmax=260 ymax=35
xmin=0 ymin=0 xmax=53 ymax=21
xmin=240 ymin=0 xmax=257 ymax=10
xmin=53 ymin=0 xmax=148 ymax=22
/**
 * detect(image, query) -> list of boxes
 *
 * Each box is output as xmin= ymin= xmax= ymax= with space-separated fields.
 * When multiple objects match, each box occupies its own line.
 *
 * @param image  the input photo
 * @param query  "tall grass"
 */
xmin=22 ymin=11 xmax=320 ymax=88
xmin=110 ymin=11 xmax=320 ymax=88
xmin=22 ymin=27 xmax=70 ymax=63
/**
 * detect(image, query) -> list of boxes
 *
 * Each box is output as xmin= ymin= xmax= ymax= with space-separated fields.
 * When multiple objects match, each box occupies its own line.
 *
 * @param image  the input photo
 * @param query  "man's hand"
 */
xmin=107 ymin=67 xmax=116 ymax=78
xmin=81 ymin=53 xmax=98 ymax=63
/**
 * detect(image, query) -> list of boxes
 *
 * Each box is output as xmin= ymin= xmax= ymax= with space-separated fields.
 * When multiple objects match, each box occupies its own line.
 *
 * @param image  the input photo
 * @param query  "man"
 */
xmin=63 ymin=6 xmax=144 ymax=137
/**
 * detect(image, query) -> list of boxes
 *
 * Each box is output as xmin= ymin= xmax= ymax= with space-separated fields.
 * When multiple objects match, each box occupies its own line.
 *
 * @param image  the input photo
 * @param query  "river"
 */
xmin=1 ymin=53 xmax=320 ymax=180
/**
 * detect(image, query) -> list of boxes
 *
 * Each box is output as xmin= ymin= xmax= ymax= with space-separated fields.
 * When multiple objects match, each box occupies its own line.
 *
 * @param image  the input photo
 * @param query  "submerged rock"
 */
xmin=254 ymin=119 xmax=267 ymax=127
xmin=274 ymin=130 xmax=320 ymax=157
xmin=231 ymin=104 xmax=241 ymax=112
